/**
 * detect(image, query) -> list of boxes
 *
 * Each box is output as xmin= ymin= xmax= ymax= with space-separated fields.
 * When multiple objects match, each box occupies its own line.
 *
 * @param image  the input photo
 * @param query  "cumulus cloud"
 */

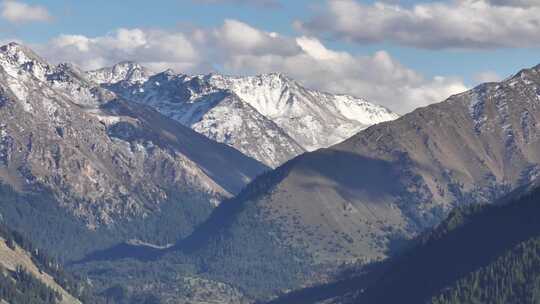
xmin=221 ymin=36 xmax=466 ymax=113
xmin=296 ymin=0 xmax=540 ymax=49
xmin=34 ymin=20 xmax=466 ymax=114
xmin=192 ymin=0 xmax=280 ymax=8
xmin=37 ymin=28 xmax=199 ymax=71
xmin=1 ymin=0 xmax=52 ymax=24
xmin=207 ymin=19 xmax=301 ymax=57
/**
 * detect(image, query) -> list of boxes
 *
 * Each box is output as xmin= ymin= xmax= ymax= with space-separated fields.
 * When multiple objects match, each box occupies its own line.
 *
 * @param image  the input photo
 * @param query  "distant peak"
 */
xmin=162 ymin=68 xmax=176 ymax=76
xmin=87 ymin=61 xmax=151 ymax=84
xmin=56 ymin=62 xmax=80 ymax=71
xmin=110 ymin=61 xmax=148 ymax=76
xmin=113 ymin=61 xmax=143 ymax=70
xmin=254 ymin=73 xmax=298 ymax=87
xmin=152 ymin=69 xmax=183 ymax=81
xmin=262 ymin=72 xmax=291 ymax=80
xmin=53 ymin=62 xmax=88 ymax=80
xmin=0 ymin=41 xmax=24 ymax=51
xmin=498 ymin=64 xmax=540 ymax=89
xmin=264 ymin=72 xmax=286 ymax=78
xmin=0 ymin=42 xmax=47 ymax=65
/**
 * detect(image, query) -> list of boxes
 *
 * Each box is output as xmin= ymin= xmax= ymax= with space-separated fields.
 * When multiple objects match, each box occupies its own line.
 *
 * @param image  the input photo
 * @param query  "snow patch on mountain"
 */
xmin=203 ymin=73 xmax=399 ymax=151
xmin=86 ymin=61 xmax=151 ymax=85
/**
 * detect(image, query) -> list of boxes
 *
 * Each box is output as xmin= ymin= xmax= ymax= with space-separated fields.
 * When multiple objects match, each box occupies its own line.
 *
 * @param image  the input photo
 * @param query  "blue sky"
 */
xmin=1 ymin=0 xmax=539 ymax=113
xmin=0 ymin=0 xmax=314 ymax=42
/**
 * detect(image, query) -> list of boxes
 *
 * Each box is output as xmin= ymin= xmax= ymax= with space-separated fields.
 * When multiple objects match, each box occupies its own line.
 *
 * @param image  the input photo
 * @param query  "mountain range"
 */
xmin=87 ymin=62 xmax=398 ymax=167
xmin=67 ymin=59 xmax=540 ymax=304
xmin=113 ymin=58 xmax=540 ymax=300
xmin=173 ymin=61 xmax=540 ymax=274
xmin=0 ymin=42 xmax=400 ymax=303
xmin=2 ymin=41 xmax=540 ymax=304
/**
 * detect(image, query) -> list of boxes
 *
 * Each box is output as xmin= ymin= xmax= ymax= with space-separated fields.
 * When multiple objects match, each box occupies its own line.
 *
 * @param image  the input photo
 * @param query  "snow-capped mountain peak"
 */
xmin=0 ymin=42 xmax=51 ymax=81
xmin=86 ymin=61 xmax=152 ymax=85
xmin=0 ymin=42 xmax=46 ymax=66
xmin=88 ymin=64 xmax=399 ymax=167
xmin=331 ymin=94 xmax=399 ymax=125
xmin=200 ymin=72 xmax=399 ymax=150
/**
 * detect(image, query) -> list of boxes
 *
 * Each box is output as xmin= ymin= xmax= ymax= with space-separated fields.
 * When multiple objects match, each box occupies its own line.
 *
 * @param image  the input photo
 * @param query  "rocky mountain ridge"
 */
xmin=88 ymin=63 xmax=398 ymax=167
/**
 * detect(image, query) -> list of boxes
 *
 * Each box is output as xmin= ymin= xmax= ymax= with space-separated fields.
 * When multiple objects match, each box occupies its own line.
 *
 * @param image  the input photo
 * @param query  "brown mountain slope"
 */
xmin=181 ymin=64 xmax=540 ymax=277
xmin=0 ymin=237 xmax=81 ymax=304
xmin=279 ymin=66 xmax=540 ymax=262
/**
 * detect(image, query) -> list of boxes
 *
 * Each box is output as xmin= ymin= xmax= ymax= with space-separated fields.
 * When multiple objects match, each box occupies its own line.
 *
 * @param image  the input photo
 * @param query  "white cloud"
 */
xmin=33 ymin=20 xmax=466 ymax=114
xmin=208 ymin=19 xmax=300 ymax=57
xmin=38 ymin=28 xmax=199 ymax=71
xmin=1 ymin=0 xmax=52 ymax=24
xmin=222 ymin=36 xmax=466 ymax=113
xmin=296 ymin=0 xmax=540 ymax=49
